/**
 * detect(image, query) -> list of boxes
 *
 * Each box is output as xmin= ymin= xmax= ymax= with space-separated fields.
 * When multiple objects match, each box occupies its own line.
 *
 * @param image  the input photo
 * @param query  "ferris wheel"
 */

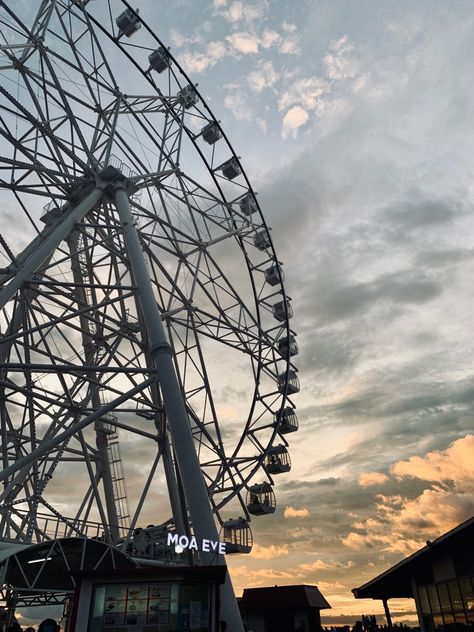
xmin=0 ymin=0 xmax=299 ymax=624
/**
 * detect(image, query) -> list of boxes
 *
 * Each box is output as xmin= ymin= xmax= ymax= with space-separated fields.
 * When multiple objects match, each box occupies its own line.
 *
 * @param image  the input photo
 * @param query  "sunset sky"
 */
xmin=139 ymin=0 xmax=474 ymax=624
xmin=3 ymin=0 xmax=474 ymax=627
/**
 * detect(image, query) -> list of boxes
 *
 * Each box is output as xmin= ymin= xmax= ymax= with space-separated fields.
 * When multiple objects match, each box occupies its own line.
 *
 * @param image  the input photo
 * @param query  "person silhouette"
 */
xmin=38 ymin=620 xmax=60 ymax=632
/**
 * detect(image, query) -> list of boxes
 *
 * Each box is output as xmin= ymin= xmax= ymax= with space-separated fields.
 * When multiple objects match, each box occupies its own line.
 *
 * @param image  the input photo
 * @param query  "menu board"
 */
xmin=101 ymin=584 xmax=170 ymax=631
xmin=89 ymin=581 xmax=211 ymax=632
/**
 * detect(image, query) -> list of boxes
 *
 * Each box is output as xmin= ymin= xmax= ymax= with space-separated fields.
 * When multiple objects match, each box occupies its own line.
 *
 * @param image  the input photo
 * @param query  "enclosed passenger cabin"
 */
xmin=220 ymin=518 xmax=253 ymax=554
xmin=116 ymin=8 xmax=141 ymax=37
xmin=274 ymin=407 xmax=299 ymax=434
xmin=272 ymin=298 xmax=293 ymax=322
xmin=265 ymin=263 xmax=284 ymax=286
xmin=239 ymin=193 xmax=258 ymax=217
xmin=177 ymin=84 xmax=199 ymax=109
xmin=277 ymin=335 xmax=298 ymax=357
xmin=264 ymin=445 xmax=291 ymax=475
xmin=278 ymin=370 xmax=300 ymax=395
xmin=246 ymin=482 xmax=276 ymax=516
xmin=148 ymin=47 xmax=171 ymax=73
xmin=220 ymin=157 xmax=241 ymax=180
xmin=253 ymin=230 xmax=271 ymax=251
xmin=201 ymin=122 xmax=222 ymax=145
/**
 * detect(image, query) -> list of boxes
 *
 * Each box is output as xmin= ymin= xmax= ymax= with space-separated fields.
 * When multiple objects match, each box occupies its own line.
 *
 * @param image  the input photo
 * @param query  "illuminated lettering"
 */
xmin=178 ymin=535 xmax=189 ymax=548
xmin=166 ymin=532 xmax=226 ymax=554
xmin=167 ymin=533 xmax=179 ymax=546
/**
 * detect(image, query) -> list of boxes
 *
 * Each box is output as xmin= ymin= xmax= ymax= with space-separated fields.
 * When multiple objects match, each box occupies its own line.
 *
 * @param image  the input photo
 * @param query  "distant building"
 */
xmin=239 ymin=584 xmax=331 ymax=632
xmin=352 ymin=515 xmax=474 ymax=632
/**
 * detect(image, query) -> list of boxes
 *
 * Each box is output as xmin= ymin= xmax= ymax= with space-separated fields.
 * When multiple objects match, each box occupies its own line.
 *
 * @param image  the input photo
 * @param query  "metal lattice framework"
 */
xmin=0 ymin=1 xmax=299 ymax=612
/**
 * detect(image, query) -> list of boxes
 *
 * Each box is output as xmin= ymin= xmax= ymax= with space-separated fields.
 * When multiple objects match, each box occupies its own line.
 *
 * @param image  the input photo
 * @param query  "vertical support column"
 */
xmin=411 ymin=577 xmax=425 ymax=632
xmin=67 ymin=233 xmax=120 ymax=543
xmin=113 ymin=184 xmax=244 ymax=632
xmin=383 ymin=598 xmax=393 ymax=628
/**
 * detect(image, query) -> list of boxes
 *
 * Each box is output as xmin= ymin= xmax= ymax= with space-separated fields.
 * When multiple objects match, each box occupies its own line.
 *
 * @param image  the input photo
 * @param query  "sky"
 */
xmin=2 ymin=0 xmax=474 ymax=627
xmin=136 ymin=0 xmax=474 ymax=624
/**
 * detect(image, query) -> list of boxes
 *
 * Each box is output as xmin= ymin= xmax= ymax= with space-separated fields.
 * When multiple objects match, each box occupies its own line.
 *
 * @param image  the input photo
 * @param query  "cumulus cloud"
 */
xmin=247 ymin=60 xmax=279 ymax=92
xmin=343 ymin=436 xmax=474 ymax=556
xmin=261 ymin=29 xmax=280 ymax=49
xmin=226 ymin=31 xmax=260 ymax=54
xmin=358 ymin=472 xmax=389 ymax=487
xmin=282 ymin=106 xmax=309 ymax=137
xmin=279 ymin=35 xmax=301 ymax=55
xmin=278 ymin=77 xmax=329 ymax=113
xmin=284 ymin=505 xmax=311 ymax=519
xmin=216 ymin=0 xmax=269 ymax=24
xmin=177 ymin=40 xmax=227 ymax=73
xmin=392 ymin=434 xmax=474 ymax=486
xmin=250 ymin=543 xmax=290 ymax=559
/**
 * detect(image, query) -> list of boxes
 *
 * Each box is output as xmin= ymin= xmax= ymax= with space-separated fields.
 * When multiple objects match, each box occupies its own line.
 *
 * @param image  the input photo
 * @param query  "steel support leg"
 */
xmin=113 ymin=185 xmax=244 ymax=632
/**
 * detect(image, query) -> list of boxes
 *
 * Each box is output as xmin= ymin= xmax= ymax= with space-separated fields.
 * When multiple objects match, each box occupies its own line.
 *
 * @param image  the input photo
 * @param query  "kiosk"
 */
xmin=70 ymin=565 xmax=226 ymax=632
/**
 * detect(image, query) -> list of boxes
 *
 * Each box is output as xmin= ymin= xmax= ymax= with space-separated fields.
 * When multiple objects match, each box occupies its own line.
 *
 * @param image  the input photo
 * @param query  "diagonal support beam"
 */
xmin=0 ymin=186 xmax=102 ymax=309
xmin=0 ymin=378 xmax=155 ymax=494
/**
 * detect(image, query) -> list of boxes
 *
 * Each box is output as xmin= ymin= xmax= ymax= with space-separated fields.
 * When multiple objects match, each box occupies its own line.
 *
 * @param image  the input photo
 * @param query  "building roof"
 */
xmin=352 ymin=515 xmax=474 ymax=600
xmin=240 ymin=584 xmax=331 ymax=612
xmin=0 ymin=537 xmax=137 ymax=595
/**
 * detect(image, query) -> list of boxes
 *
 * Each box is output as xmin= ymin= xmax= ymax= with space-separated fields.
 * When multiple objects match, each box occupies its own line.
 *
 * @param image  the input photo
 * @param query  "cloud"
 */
xmin=250 ymin=543 xmax=290 ymax=559
xmin=278 ymin=77 xmax=329 ymax=113
xmin=226 ymin=31 xmax=260 ymax=54
xmin=308 ymin=269 xmax=442 ymax=327
xmin=261 ymin=29 xmax=280 ymax=49
xmin=279 ymin=35 xmax=301 ymax=55
xmin=178 ymin=40 xmax=227 ymax=73
xmin=247 ymin=60 xmax=279 ymax=92
xmin=298 ymin=559 xmax=353 ymax=572
xmin=358 ymin=472 xmax=389 ymax=488
xmin=323 ymin=35 xmax=362 ymax=81
xmin=282 ymin=21 xmax=297 ymax=33
xmin=342 ymin=436 xmax=474 ymax=556
xmin=223 ymin=89 xmax=254 ymax=121
xmin=282 ymin=106 xmax=309 ymax=137
xmin=216 ymin=0 xmax=269 ymax=24
xmin=284 ymin=505 xmax=310 ymax=519
xmin=391 ymin=434 xmax=474 ymax=486
xmin=342 ymin=487 xmax=474 ymax=555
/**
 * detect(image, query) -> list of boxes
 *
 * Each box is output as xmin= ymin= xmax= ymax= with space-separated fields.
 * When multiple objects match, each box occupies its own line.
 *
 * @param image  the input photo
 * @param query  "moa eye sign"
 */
xmin=167 ymin=533 xmax=227 ymax=555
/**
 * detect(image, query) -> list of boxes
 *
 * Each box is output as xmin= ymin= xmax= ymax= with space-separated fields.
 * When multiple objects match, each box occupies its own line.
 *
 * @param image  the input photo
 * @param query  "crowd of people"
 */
xmin=321 ymin=615 xmax=420 ymax=632
xmin=5 ymin=619 xmax=60 ymax=632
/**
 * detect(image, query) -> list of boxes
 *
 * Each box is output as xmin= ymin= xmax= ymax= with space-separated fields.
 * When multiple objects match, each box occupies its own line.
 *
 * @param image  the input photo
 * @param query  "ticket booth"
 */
xmin=70 ymin=565 xmax=226 ymax=632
